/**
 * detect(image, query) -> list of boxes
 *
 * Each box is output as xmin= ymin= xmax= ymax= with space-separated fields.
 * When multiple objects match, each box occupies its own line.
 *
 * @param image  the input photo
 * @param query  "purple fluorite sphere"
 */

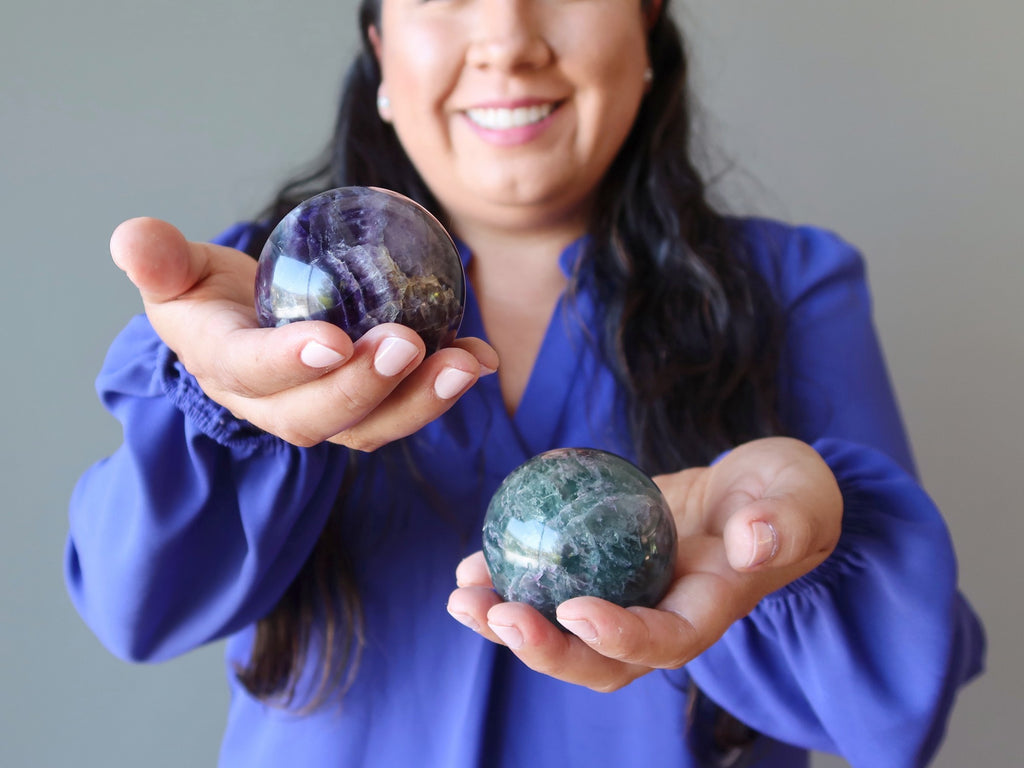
xmin=255 ymin=187 xmax=465 ymax=353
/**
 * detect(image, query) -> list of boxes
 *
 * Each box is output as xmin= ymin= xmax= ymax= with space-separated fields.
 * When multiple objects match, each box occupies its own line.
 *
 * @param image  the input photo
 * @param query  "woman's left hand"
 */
xmin=446 ymin=437 xmax=843 ymax=692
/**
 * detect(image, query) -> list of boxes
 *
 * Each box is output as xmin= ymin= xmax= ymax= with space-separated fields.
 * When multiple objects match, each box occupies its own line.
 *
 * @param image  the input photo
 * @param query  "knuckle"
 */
xmin=264 ymin=422 xmax=315 ymax=448
xmin=589 ymin=677 xmax=626 ymax=694
xmin=655 ymin=612 xmax=700 ymax=669
xmin=254 ymin=410 xmax=321 ymax=448
xmin=172 ymin=349 xmax=207 ymax=385
xmin=824 ymin=513 xmax=842 ymax=550
xmin=605 ymin=631 xmax=645 ymax=663
xmin=604 ymin=613 xmax=660 ymax=665
xmin=333 ymin=380 xmax=380 ymax=415
xmin=331 ymin=428 xmax=383 ymax=453
xmin=197 ymin=352 xmax=258 ymax=399
xmin=658 ymin=648 xmax=693 ymax=670
xmin=285 ymin=433 xmax=322 ymax=449
xmin=535 ymin=653 xmax=572 ymax=682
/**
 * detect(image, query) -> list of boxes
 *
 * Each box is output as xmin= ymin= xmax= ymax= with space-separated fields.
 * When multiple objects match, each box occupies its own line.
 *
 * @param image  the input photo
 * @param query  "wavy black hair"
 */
xmin=236 ymin=0 xmax=780 ymax=761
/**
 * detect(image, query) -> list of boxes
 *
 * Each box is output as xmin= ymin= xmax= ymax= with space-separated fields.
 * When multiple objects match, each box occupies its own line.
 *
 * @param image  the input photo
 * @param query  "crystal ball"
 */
xmin=482 ymin=448 xmax=678 ymax=622
xmin=255 ymin=186 xmax=465 ymax=353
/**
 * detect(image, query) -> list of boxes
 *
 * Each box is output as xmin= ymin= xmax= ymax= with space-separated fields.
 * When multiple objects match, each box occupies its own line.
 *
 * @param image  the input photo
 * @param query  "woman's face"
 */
xmin=374 ymin=0 xmax=653 ymax=235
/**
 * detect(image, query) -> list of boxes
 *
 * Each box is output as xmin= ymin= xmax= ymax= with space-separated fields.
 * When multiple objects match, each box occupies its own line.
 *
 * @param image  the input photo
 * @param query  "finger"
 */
xmin=447 ymin=554 xmax=497 ymax=635
xmin=707 ymin=439 xmax=842 ymax=573
xmin=198 ymin=325 xmax=494 ymax=447
xmin=446 ymin=585 xmax=502 ymax=637
xmin=477 ymin=569 xmax=749 ymax=687
xmin=722 ymin=496 xmax=837 ymax=574
xmin=225 ymin=324 xmax=426 ymax=446
xmin=109 ymin=215 xmax=293 ymax=387
xmin=211 ymin=331 xmax=496 ymax=406
xmin=639 ymin=569 xmax=751 ymax=662
xmin=326 ymin=340 xmax=494 ymax=450
xmin=484 ymin=601 xmax=646 ymax=692
xmin=447 ymin=560 xmax=642 ymax=690
xmin=449 ymin=337 xmax=499 ymax=375
xmin=555 ymin=596 xmax=701 ymax=670
xmin=110 ymin=218 xmax=207 ymax=303
xmin=148 ymin=305 xmax=359 ymax=401
xmin=112 ymin=216 xmax=263 ymax=307
xmin=651 ymin=467 xmax=710 ymax=538
xmin=454 ymin=551 xmax=493 ymax=588
xmin=207 ymin=321 xmax=357 ymax=399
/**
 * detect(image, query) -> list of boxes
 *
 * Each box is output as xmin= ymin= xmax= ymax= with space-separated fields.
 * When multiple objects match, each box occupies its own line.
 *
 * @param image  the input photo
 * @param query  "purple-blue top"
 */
xmin=66 ymin=218 xmax=985 ymax=767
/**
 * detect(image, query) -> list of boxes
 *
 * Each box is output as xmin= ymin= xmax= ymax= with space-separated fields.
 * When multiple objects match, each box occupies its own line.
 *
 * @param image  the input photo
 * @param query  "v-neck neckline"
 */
xmin=457 ymin=239 xmax=593 ymax=458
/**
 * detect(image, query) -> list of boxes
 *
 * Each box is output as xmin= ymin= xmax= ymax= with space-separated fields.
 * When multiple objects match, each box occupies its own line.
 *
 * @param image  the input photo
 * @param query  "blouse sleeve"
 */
xmin=684 ymin=224 xmax=986 ymax=767
xmin=65 ymin=227 xmax=349 ymax=663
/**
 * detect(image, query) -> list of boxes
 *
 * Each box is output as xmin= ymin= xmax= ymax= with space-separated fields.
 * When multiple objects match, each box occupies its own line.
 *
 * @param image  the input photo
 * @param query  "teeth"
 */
xmin=466 ymin=103 xmax=554 ymax=130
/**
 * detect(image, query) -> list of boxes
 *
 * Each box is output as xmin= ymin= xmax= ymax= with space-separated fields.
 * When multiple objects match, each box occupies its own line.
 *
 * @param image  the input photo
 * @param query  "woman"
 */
xmin=66 ymin=0 xmax=984 ymax=765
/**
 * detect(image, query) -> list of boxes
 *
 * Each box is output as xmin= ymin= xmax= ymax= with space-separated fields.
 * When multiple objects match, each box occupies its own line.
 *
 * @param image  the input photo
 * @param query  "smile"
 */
xmin=465 ymin=103 xmax=556 ymax=131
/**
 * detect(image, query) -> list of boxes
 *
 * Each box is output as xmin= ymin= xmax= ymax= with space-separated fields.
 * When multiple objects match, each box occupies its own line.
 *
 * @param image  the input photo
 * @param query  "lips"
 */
xmin=464 ymin=102 xmax=557 ymax=130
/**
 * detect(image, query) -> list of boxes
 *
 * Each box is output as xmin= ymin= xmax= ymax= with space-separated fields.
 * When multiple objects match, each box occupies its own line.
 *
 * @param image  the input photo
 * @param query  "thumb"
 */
xmin=110 ymin=217 xmax=206 ymax=304
xmin=721 ymin=495 xmax=836 ymax=574
xmin=721 ymin=498 xmax=784 ymax=571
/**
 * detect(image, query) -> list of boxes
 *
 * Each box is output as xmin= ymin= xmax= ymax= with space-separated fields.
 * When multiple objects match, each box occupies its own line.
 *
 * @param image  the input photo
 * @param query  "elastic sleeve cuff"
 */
xmin=761 ymin=499 xmax=870 ymax=606
xmin=156 ymin=342 xmax=279 ymax=457
xmin=758 ymin=437 xmax=929 ymax=605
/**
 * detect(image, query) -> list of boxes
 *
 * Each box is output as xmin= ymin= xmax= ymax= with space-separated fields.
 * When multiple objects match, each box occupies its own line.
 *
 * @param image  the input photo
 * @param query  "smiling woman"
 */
xmin=64 ymin=0 xmax=984 ymax=766
xmin=372 ymin=0 xmax=651 ymax=233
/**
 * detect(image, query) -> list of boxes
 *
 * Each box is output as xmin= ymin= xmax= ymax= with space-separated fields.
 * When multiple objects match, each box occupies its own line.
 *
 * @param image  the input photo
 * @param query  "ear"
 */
xmin=643 ymin=0 xmax=663 ymax=29
xmin=368 ymin=24 xmax=392 ymax=122
xmin=368 ymin=24 xmax=384 ymax=63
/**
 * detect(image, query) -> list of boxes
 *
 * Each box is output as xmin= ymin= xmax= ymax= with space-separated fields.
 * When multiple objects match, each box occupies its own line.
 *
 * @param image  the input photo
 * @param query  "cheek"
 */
xmin=379 ymin=20 xmax=461 ymax=110
xmin=575 ymin=55 xmax=646 ymax=153
xmin=552 ymin=16 xmax=649 ymax=124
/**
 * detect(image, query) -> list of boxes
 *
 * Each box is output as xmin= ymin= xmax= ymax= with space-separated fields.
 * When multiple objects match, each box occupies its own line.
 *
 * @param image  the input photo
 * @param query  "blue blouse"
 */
xmin=66 ymin=219 xmax=984 ymax=767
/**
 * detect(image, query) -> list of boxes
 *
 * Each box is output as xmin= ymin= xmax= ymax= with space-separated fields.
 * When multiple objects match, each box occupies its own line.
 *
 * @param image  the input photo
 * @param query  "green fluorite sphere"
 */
xmin=482 ymin=448 xmax=677 ymax=622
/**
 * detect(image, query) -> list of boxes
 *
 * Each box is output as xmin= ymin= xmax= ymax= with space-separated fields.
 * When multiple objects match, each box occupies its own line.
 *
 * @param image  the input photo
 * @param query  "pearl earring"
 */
xmin=377 ymin=93 xmax=391 ymax=112
xmin=643 ymin=67 xmax=654 ymax=86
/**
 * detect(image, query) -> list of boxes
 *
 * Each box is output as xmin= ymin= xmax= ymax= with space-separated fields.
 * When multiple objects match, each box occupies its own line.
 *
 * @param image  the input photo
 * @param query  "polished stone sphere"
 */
xmin=255 ymin=186 xmax=465 ymax=353
xmin=483 ymin=448 xmax=677 ymax=622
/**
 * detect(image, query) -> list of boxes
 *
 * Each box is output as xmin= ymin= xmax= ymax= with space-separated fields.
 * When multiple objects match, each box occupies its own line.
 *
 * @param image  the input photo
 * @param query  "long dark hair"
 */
xmin=236 ymin=0 xmax=779 ymax=759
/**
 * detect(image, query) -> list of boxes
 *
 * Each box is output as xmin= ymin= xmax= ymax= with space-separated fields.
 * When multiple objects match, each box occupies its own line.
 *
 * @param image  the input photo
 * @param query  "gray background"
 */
xmin=2 ymin=1 xmax=1020 ymax=765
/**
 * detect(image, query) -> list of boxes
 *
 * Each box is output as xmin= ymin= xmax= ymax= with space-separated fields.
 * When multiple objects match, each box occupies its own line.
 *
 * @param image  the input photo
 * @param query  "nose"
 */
xmin=465 ymin=0 xmax=553 ymax=72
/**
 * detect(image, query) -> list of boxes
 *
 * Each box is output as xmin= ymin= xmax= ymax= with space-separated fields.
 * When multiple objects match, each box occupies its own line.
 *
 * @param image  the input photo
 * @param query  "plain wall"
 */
xmin=2 ymin=1 xmax=1020 ymax=765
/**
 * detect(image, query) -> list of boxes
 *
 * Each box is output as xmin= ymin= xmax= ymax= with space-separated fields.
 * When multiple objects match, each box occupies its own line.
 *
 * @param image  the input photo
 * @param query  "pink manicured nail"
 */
xmin=488 ymin=623 xmax=524 ymax=649
xmin=434 ymin=368 xmax=475 ymax=399
xmin=748 ymin=521 xmax=779 ymax=567
xmin=557 ymin=617 xmax=598 ymax=642
xmin=373 ymin=337 xmax=419 ymax=377
xmin=448 ymin=609 xmax=481 ymax=633
xmin=300 ymin=341 xmax=346 ymax=369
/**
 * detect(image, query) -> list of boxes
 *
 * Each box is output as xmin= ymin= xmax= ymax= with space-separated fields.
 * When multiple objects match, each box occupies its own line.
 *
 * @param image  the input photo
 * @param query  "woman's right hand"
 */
xmin=110 ymin=217 xmax=497 ymax=450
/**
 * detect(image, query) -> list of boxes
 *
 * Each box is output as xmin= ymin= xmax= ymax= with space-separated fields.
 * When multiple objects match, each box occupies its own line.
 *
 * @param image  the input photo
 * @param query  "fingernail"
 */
xmin=478 ymin=363 xmax=498 ymax=376
xmin=448 ymin=609 xmax=481 ymax=633
xmin=434 ymin=367 xmax=475 ymax=399
xmin=488 ymin=623 xmax=524 ymax=649
xmin=748 ymin=521 xmax=779 ymax=567
xmin=373 ymin=337 xmax=419 ymax=377
xmin=300 ymin=341 xmax=346 ymax=369
xmin=557 ymin=617 xmax=598 ymax=642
